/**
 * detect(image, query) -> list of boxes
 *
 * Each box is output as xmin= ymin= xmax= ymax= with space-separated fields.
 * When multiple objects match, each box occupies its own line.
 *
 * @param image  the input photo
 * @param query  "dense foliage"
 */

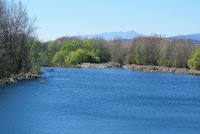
xmin=49 ymin=39 xmax=111 ymax=66
xmin=124 ymin=36 xmax=196 ymax=68
xmin=65 ymin=49 xmax=99 ymax=65
xmin=0 ymin=0 xmax=37 ymax=78
xmin=187 ymin=48 xmax=200 ymax=70
xmin=33 ymin=36 xmax=199 ymax=70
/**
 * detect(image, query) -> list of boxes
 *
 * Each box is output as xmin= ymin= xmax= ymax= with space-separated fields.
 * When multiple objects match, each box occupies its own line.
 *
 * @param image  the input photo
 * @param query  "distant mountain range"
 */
xmin=169 ymin=34 xmax=200 ymax=41
xmin=169 ymin=34 xmax=200 ymax=45
xmin=72 ymin=30 xmax=200 ymax=45
xmin=77 ymin=30 xmax=145 ymax=40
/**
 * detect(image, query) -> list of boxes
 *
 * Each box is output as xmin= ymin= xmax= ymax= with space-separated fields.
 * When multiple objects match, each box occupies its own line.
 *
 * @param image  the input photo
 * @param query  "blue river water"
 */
xmin=0 ymin=68 xmax=200 ymax=134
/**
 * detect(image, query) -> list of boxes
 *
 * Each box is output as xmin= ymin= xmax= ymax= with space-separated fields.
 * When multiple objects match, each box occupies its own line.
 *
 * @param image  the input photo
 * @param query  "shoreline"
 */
xmin=123 ymin=64 xmax=200 ymax=75
xmin=45 ymin=62 xmax=200 ymax=75
xmin=1 ymin=63 xmax=200 ymax=88
xmin=0 ymin=73 xmax=42 ymax=88
xmin=77 ymin=63 xmax=200 ymax=75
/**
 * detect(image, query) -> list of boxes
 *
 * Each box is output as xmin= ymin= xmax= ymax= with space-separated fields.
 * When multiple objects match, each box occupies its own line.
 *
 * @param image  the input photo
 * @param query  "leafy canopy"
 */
xmin=65 ymin=49 xmax=99 ymax=65
xmin=187 ymin=48 xmax=200 ymax=70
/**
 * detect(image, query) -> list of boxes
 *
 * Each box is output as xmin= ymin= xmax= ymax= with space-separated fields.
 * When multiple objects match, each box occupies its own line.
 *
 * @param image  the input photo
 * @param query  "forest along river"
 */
xmin=0 ymin=68 xmax=200 ymax=134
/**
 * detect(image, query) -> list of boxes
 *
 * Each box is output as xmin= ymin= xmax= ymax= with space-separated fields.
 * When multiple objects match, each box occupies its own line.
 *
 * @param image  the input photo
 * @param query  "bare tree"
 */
xmin=0 ymin=0 xmax=36 ymax=77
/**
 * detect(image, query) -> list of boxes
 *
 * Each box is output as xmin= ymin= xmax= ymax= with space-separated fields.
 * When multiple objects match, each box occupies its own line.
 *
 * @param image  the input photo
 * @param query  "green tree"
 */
xmin=52 ymin=42 xmax=83 ymax=66
xmin=83 ymin=39 xmax=111 ymax=62
xmin=187 ymin=48 xmax=200 ymax=70
xmin=48 ymin=41 xmax=61 ymax=58
xmin=109 ymin=40 xmax=127 ymax=64
xmin=135 ymin=47 xmax=141 ymax=64
xmin=53 ymin=51 xmax=68 ymax=66
xmin=29 ymin=41 xmax=43 ymax=72
xmin=65 ymin=49 xmax=99 ymax=65
xmin=61 ymin=41 xmax=83 ymax=53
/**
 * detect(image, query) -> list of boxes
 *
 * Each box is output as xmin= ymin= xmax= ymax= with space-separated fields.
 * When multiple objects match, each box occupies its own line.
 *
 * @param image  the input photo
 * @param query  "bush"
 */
xmin=187 ymin=48 xmax=200 ymax=70
xmin=65 ymin=49 xmax=100 ymax=65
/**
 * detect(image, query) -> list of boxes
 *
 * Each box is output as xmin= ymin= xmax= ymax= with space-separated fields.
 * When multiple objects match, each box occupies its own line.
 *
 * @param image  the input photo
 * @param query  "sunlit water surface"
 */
xmin=0 ymin=68 xmax=200 ymax=134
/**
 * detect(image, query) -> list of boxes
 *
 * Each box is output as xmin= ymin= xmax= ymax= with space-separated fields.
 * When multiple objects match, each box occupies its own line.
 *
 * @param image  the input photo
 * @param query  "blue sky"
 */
xmin=18 ymin=0 xmax=200 ymax=41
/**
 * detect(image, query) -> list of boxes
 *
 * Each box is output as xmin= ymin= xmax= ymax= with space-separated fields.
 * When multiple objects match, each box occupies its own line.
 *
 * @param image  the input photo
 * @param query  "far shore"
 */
xmin=1 ymin=63 xmax=200 ymax=88
xmin=45 ymin=62 xmax=200 ymax=75
xmin=76 ymin=63 xmax=200 ymax=75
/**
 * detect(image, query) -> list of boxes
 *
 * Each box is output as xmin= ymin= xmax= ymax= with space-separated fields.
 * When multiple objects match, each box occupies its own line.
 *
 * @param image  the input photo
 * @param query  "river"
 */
xmin=0 ymin=68 xmax=200 ymax=134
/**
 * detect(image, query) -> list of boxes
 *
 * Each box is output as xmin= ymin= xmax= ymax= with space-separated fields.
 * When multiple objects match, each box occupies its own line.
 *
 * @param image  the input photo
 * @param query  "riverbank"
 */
xmin=2 ymin=63 xmax=199 ymax=88
xmin=0 ymin=73 xmax=42 ymax=88
xmin=77 ymin=63 xmax=200 ymax=75
xmin=77 ymin=62 xmax=121 ymax=68
xmin=124 ymin=64 xmax=200 ymax=75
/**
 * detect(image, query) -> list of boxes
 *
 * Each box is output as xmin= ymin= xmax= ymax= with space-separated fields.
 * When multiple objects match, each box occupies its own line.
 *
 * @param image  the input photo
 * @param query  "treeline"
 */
xmin=125 ymin=36 xmax=195 ymax=68
xmin=0 ymin=0 xmax=38 ymax=78
xmin=29 ymin=38 xmax=111 ymax=67
xmin=126 ymin=37 xmax=200 ymax=69
xmin=27 ymin=36 xmax=200 ymax=70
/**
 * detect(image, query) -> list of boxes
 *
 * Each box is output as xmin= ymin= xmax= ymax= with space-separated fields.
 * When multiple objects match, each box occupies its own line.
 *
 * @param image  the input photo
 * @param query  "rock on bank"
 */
xmin=77 ymin=62 xmax=121 ymax=68
xmin=0 ymin=73 xmax=41 ymax=88
xmin=77 ymin=63 xmax=200 ymax=75
xmin=123 ymin=64 xmax=200 ymax=75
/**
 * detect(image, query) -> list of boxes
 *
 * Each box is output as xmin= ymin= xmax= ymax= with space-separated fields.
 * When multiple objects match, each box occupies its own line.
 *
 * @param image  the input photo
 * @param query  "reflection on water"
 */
xmin=43 ymin=67 xmax=55 ymax=73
